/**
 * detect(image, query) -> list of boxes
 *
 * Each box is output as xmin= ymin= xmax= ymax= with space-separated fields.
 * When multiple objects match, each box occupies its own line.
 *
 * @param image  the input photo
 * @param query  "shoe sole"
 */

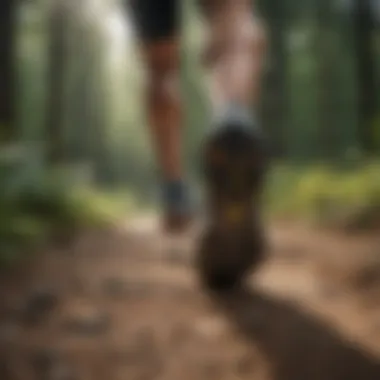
xmin=197 ymin=123 xmax=267 ymax=291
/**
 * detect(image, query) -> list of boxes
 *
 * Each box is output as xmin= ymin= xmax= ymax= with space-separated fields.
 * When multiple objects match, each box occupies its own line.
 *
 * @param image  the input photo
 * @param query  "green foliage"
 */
xmin=0 ymin=149 xmax=130 ymax=269
xmin=266 ymin=162 xmax=380 ymax=230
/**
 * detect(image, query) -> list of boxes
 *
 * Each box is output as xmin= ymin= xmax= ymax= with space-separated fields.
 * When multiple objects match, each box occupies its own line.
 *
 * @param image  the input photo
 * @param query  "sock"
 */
xmin=161 ymin=179 xmax=191 ymax=214
xmin=212 ymin=102 xmax=258 ymax=130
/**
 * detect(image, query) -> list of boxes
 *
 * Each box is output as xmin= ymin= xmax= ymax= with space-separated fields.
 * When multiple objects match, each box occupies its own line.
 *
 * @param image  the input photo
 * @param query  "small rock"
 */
xmin=31 ymin=349 xmax=77 ymax=380
xmin=22 ymin=289 xmax=60 ymax=326
xmin=63 ymin=310 xmax=110 ymax=336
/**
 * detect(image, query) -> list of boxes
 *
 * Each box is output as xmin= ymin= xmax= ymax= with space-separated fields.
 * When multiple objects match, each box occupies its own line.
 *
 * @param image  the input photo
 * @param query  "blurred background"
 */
xmin=0 ymin=1 xmax=380 ymax=379
xmin=0 ymin=0 xmax=380 ymax=264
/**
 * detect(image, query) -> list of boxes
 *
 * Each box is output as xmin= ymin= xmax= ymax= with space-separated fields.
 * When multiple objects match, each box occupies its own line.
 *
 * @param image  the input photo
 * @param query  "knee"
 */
xmin=144 ymin=42 xmax=179 ymax=104
xmin=147 ymin=66 xmax=178 ymax=105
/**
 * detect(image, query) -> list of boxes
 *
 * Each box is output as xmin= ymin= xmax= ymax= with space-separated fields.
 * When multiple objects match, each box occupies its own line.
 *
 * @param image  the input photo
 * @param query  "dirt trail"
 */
xmin=0 ymin=216 xmax=380 ymax=380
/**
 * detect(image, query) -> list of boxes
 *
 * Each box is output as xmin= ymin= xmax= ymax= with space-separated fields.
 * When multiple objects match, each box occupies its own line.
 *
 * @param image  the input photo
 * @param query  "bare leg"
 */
xmin=140 ymin=39 xmax=190 ymax=232
xmin=200 ymin=0 xmax=267 ymax=112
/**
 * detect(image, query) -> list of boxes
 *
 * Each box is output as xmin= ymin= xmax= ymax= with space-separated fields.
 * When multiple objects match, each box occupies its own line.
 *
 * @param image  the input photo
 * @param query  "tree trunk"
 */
xmin=0 ymin=0 xmax=16 ymax=143
xmin=259 ymin=0 xmax=288 ymax=158
xmin=316 ymin=0 xmax=337 ymax=159
xmin=353 ymin=0 xmax=376 ymax=154
xmin=45 ymin=0 xmax=69 ymax=163
xmin=90 ymin=34 xmax=111 ymax=186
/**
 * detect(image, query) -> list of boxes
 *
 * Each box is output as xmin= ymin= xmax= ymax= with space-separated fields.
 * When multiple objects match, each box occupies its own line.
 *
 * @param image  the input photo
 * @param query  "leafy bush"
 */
xmin=0 ymin=147 xmax=130 ymax=268
xmin=266 ymin=161 xmax=380 ymax=231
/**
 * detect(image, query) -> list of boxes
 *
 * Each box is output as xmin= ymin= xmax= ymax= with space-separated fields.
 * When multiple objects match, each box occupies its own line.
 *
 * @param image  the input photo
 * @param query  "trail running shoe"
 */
xmin=197 ymin=114 xmax=268 ymax=291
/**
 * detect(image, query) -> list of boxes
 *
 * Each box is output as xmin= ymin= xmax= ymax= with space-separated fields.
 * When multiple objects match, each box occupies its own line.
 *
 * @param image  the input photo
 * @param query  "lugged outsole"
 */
xmin=197 ymin=122 xmax=267 ymax=292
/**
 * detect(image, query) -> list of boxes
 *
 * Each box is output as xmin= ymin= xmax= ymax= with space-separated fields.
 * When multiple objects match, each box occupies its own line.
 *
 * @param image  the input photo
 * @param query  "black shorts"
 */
xmin=129 ymin=0 xmax=178 ymax=42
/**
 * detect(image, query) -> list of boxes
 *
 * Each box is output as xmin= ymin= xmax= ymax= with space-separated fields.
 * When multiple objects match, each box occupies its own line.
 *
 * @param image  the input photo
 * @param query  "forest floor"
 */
xmin=1 ymin=215 xmax=380 ymax=380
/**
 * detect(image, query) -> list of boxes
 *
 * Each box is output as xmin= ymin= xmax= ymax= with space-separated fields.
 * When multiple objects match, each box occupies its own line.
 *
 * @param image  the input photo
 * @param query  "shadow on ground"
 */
xmin=212 ymin=286 xmax=380 ymax=380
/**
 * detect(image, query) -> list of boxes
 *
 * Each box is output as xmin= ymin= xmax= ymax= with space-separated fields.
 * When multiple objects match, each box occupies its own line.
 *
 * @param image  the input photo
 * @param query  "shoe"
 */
xmin=197 ymin=113 xmax=268 ymax=291
xmin=161 ymin=180 xmax=194 ymax=234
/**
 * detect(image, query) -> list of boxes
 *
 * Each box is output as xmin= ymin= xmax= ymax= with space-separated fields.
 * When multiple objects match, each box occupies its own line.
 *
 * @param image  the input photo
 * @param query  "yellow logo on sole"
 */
xmin=225 ymin=203 xmax=245 ymax=224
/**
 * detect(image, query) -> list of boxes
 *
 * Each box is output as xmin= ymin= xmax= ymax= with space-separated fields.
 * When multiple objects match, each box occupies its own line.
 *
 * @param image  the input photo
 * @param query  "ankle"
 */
xmin=161 ymin=179 xmax=190 ymax=210
xmin=212 ymin=102 xmax=256 ymax=128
